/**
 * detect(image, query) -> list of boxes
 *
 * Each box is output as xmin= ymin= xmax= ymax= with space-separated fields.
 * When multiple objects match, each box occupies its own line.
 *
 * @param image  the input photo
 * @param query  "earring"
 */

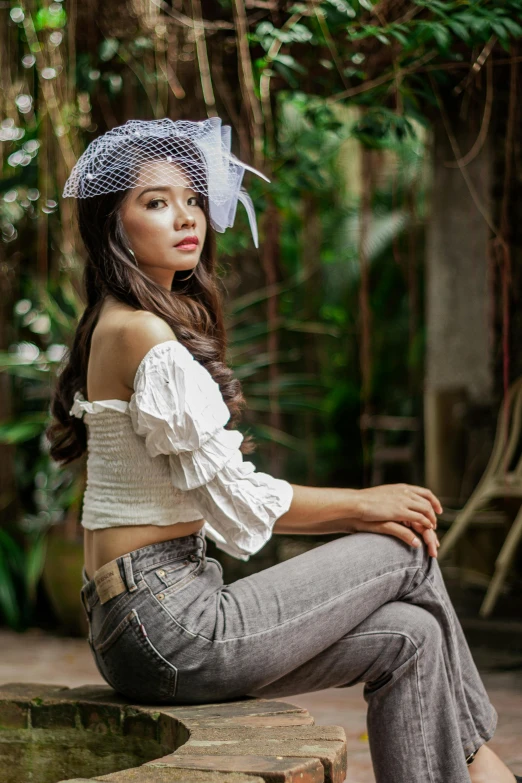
xmin=176 ymin=267 xmax=196 ymax=281
xmin=127 ymin=246 xmax=136 ymax=259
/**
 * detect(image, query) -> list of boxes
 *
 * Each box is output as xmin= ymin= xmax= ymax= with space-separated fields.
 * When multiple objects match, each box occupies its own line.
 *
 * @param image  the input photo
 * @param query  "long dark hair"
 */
xmin=46 ymin=135 xmax=256 ymax=465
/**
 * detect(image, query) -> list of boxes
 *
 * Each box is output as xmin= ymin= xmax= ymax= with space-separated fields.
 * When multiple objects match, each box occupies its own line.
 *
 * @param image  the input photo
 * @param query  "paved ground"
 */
xmin=1 ymin=627 xmax=521 ymax=782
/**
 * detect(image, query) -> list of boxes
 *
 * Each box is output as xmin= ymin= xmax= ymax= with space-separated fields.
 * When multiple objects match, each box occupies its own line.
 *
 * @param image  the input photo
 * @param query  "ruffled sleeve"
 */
xmin=128 ymin=340 xmax=294 ymax=561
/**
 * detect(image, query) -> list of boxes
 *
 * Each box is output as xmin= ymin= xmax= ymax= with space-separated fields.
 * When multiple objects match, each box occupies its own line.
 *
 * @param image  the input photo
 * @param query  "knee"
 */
xmin=413 ymin=605 xmax=442 ymax=651
xmin=367 ymin=601 xmax=442 ymax=654
xmin=356 ymin=529 xmax=432 ymax=571
xmin=360 ymin=603 xmax=442 ymax=693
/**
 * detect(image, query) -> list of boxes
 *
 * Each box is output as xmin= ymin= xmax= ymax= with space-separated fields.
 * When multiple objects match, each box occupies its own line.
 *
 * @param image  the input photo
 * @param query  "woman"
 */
xmin=47 ymin=117 xmax=519 ymax=783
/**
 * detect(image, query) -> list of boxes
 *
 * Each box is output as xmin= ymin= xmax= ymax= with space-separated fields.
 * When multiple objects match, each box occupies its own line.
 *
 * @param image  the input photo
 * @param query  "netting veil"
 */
xmin=62 ymin=117 xmax=270 ymax=248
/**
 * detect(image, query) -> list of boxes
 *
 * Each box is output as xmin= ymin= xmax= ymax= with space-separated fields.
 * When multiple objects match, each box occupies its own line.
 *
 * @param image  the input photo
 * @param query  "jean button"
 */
xmin=157 ymin=569 xmax=165 ymax=576
xmin=157 ymin=593 xmax=165 ymax=601
xmin=188 ymin=554 xmax=199 ymax=562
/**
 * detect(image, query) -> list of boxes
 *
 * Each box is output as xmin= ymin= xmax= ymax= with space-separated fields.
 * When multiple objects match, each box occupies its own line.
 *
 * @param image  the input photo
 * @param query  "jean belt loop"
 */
xmin=122 ymin=554 xmax=138 ymax=592
xmin=80 ymin=588 xmax=91 ymax=618
xmin=199 ymin=530 xmax=207 ymax=559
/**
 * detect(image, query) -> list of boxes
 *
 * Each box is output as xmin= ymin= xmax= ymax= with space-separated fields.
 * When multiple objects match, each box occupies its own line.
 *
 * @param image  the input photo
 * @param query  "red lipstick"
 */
xmin=175 ymin=235 xmax=199 ymax=248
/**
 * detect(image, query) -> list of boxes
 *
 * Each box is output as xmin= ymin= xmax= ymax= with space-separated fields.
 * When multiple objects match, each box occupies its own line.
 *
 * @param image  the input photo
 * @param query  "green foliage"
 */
xmin=0 ymin=529 xmax=47 ymax=631
xmin=350 ymin=108 xmax=418 ymax=148
xmin=254 ymin=20 xmax=315 ymax=50
xmin=0 ymin=279 xmax=84 ymax=545
xmin=284 ymin=0 xmax=522 ymax=144
xmin=34 ymin=4 xmax=67 ymax=30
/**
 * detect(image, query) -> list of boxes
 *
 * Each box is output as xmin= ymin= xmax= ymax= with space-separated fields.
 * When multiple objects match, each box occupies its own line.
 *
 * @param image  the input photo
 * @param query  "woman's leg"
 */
xmin=248 ymin=599 xmax=494 ymax=783
xmin=226 ymin=532 xmax=496 ymax=782
xmin=150 ymin=531 xmax=497 ymax=782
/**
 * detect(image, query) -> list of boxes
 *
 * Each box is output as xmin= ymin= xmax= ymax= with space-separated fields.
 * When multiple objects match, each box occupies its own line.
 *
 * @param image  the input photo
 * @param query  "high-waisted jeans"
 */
xmin=80 ymin=530 xmax=498 ymax=783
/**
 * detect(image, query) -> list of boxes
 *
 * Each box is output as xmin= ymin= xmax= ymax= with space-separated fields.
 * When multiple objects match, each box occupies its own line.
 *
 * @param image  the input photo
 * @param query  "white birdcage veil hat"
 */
xmin=62 ymin=117 xmax=270 ymax=248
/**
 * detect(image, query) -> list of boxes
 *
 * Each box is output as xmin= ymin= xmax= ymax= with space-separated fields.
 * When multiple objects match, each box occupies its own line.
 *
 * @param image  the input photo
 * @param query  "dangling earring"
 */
xmin=127 ymin=246 xmax=136 ymax=259
xmin=175 ymin=267 xmax=196 ymax=281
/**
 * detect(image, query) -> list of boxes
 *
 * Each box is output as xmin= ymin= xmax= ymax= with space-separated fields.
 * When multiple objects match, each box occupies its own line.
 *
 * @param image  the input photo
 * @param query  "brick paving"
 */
xmin=0 ymin=627 xmax=521 ymax=782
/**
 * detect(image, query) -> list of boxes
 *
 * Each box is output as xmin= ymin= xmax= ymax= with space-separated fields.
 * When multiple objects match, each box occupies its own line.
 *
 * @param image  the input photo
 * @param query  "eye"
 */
xmin=145 ymin=196 xmax=203 ymax=209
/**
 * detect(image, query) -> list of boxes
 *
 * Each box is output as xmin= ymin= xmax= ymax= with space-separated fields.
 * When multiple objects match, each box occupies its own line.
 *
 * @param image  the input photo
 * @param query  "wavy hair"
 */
xmin=46 ymin=135 xmax=256 ymax=465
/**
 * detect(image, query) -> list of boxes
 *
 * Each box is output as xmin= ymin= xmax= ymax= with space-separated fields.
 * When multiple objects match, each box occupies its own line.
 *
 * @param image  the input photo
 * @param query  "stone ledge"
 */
xmin=0 ymin=683 xmax=347 ymax=783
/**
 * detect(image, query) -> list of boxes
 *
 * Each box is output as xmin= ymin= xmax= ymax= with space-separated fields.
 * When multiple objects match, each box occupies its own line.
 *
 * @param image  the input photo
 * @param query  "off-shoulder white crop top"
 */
xmin=69 ymin=339 xmax=294 ymax=561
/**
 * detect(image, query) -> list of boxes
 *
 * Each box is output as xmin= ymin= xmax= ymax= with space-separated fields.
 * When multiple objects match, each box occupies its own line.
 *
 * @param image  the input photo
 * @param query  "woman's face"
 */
xmin=119 ymin=159 xmax=207 ymax=289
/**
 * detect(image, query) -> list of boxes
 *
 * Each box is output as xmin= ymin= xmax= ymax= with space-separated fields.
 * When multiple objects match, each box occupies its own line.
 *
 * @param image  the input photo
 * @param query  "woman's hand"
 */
xmin=339 ymin=483 xmax=442 ymax=557
xmin=358 ymin=483 xmax=442 ymax=530
xmin=348 ymin=516 xmax=440 ymax=558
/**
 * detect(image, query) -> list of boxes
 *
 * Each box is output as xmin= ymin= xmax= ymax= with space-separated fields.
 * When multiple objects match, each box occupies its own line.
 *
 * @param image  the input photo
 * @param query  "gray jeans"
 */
xmin=80 ymin=530 xmax=497 ymax=783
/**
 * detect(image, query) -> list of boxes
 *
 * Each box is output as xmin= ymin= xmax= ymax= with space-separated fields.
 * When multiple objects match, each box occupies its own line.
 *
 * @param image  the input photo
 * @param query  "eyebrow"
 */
xmin=137 ymin=186 xmax=195 ymax=198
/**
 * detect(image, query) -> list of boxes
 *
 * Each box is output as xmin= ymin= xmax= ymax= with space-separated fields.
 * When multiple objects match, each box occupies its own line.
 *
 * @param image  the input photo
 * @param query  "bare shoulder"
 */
xmin=119 ymin=311 xmax=178 ymax=390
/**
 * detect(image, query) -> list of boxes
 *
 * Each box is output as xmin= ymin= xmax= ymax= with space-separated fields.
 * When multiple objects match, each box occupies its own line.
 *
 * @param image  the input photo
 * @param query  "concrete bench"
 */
xmin=0 ymin=682 xmax=347 ymax=783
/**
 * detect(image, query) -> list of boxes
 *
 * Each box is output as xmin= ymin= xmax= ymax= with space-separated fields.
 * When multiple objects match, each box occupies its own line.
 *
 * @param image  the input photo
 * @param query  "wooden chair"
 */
xmin=438 ymin=377 xmax=522 ymax=617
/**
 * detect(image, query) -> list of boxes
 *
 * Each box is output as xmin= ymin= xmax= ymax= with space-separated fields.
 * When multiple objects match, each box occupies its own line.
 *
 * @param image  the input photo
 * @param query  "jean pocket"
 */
xmin=144 ymin=555 xmax=205 ymax=598
xmin=93 ymin=607 xmax=178 ymax=703
xmin=90 ymin=581 xmax=147 ymax=650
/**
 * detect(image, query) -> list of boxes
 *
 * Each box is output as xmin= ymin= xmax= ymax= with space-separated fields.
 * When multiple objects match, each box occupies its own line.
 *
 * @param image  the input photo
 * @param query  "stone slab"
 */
xmin=177 ymin=738 xmax=345 ymax=783
xmin=63 ymin=685 xmax=133 ymax=705
xmin=178 ymin=714 xmax=315 ymax=730
xmin=157 ymin=700 xmax=309 ymax=723
xmin=94 ymin=768 xmax=265 ymax=782
xmin=0 ymin=682 xmax=71 ymax=701
xmin=191 ymin=726 xmax=345 ymax=742
xmin=146 ymin=754 xmax=324 ymax=783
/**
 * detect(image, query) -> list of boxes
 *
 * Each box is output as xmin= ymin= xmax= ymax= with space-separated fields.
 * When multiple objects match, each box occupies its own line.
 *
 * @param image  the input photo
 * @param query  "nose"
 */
xmin=174 ymin=205 xmax=196 ymax=230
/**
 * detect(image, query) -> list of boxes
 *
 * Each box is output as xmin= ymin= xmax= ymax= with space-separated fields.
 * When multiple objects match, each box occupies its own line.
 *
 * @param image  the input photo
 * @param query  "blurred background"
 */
xmin=1 ymin=0 xmax=522 ymax=694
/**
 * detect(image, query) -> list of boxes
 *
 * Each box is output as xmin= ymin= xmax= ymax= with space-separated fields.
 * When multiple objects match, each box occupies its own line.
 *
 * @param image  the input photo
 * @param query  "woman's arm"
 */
xmin=272 ymin=484 xmax=362 ymax=535
xmin=121 ymin=321 xmax=440 ymax=560
xmin=273 ymin=482 xmax=442 ymax=558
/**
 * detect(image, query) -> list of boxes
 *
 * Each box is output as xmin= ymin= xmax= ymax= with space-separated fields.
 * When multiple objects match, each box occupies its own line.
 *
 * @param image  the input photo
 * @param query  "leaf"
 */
xmin=274 ymin=54 xmax=307 ymax=74
xmin=448 ymin=20 xmax=470 ymax=42
xmin=0 ymin=531 xmax=23 ymax=629
xmin=501 ymin=17 xmax=522 ymax=37
xmin=0 ymin=555 xmax=20 ymax=629
xmin=24 ymin=535 xmax=47 ymax=604
xmin=249 ymin=423 xmax=303 ymax=450
xmin=389 ymin=28 xmax=409 ymax=46
xmin=0 ymin=417 xmax=48 ymax=445
xmin=491 ymin=21 xmax=509 ymax=39
xmin=274 ymin=61 xmax=300 ymax=88
xmin=431 ymin=23 xmax=451 ymax=49
xmin=359 ymin=0 xmax=374 ymax=10
xmin=325 ymin=0 xmax=356 ymax=18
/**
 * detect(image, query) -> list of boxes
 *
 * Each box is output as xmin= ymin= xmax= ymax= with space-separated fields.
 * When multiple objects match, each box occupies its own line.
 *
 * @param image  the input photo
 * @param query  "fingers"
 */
xmin=410 ymin=518 xmax=430 ymax=535
xmin=354 ymin=517 xmax=441 ymax=558
xmin=404 ymin=484 xmax=443 ymax=516
xmin=380 ymin=521 xmax=440 ymax=558
xmin=380 ymin=520 xmax=424 ymax=549
xmin=400 ymin=510 xmax=435 ymax=530
xmin=402 ymin=519 xmax=440 ymax=557
xmin=407 ymin=498 xmax=438 ymax=528
xmin=422 ymin=527 xmax=439 ymax=558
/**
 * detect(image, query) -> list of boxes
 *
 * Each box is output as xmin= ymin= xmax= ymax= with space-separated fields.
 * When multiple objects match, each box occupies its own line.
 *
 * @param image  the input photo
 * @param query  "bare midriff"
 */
xmin=83 ymin=519 xmax=205 ymax=581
